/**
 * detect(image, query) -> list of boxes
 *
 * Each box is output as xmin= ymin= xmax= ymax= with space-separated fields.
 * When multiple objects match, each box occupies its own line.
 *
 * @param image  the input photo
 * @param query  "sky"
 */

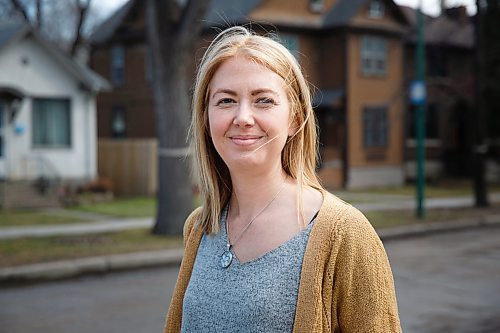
xmin=96 ymin=0 xmax=477 ymax=18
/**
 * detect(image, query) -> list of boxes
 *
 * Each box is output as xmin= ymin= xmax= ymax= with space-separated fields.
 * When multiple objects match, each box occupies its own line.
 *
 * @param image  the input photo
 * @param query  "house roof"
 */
xmin=323 ymin=0 xmax=367 ymax=28
xmin=400 ymin=6 xmax=474 ymax=49
xmin=0 ymin=20 xmax=111 ymax=92
xmin=90 ymin=0 xmax=263 ymax=45
xmin=90 ymin=0 xmax=409 ymax=45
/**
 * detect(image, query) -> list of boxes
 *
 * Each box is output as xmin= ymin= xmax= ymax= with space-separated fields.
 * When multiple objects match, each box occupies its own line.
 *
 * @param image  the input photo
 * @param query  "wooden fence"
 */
xmin=98 ymin=139 xmax=157 ymax=196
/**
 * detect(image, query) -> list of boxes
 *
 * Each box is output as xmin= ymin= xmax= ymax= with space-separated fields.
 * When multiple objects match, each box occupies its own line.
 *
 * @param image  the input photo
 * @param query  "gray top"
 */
xmin=181 ymin=208 xmax=316 ymax=333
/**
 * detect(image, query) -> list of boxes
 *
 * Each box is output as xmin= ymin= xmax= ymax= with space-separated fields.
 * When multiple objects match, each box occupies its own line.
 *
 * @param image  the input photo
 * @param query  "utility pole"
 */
xmin=411 ymin=0 xmax=426 ymax=219
xmin=473 ymin=0 xmax=489 ymax=207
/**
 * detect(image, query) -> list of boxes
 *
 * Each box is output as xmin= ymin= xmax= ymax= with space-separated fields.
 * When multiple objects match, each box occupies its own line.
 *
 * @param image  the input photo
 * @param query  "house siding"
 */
xmin=0 ymin=37 xmax=96 ymax=180
xmin=345 ymin=32 xmax=405 ymax=188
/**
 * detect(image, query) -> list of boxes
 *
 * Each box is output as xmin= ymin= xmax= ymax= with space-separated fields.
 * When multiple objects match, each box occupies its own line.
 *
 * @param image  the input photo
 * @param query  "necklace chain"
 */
xmin=226 ymin=180 xmax=287 ymax=249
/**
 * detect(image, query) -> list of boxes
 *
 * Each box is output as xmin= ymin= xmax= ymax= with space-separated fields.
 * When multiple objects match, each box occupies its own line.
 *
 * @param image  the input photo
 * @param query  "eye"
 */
xmin=215 ymin=98 xmax=236 ymax=106
xmin=256 ymin=97 xmax=275 ymax=105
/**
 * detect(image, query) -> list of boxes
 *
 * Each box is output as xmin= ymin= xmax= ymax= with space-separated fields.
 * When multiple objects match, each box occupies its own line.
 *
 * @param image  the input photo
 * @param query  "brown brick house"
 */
xmin=90 ymin=0 xmax=410 ymax=190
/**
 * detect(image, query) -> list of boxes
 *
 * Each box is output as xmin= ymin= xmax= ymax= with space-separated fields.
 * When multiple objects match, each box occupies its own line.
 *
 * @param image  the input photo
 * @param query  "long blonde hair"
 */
xmin=191 ymin=26 xmax=323 ymax=234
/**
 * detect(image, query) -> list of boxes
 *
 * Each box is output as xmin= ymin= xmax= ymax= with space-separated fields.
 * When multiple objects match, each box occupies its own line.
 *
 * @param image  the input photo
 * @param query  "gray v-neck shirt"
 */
xmin=181 ymin=208 xmax=315 ymax=333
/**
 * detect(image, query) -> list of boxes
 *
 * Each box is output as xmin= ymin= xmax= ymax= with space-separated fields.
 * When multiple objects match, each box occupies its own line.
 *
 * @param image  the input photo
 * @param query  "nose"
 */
xmin=232 ymin=101 xmax=254 ymax=127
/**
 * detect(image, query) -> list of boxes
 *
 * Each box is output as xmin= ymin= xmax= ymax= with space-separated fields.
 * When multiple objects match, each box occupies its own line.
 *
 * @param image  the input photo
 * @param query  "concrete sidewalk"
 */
xmin=2 ymin=214 xmax=499 ymax=285
xmin=2 ymin=193 xmax=499 ymax=240
xmin=0 ymin=218 xmax=153 ymax=240
xmin=1 ymin=193 xmax=500 ymax=284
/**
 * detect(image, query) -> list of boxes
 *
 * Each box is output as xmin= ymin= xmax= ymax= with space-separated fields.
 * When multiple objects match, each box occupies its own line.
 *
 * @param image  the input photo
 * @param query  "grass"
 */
xmin=0 ymin=210 xmax=85 ymax=227
xmin=70 ymin=196 xmax=156 ymax=218
xmin=0 ymin=229 xmax=182 ymax=268
xmin=365 ymin=204 xmax=500 ymax=229
xmin=2 ymin=204 xmax=499 ymax=268
xmin=345 ymin=182 xmax=500 ymax=198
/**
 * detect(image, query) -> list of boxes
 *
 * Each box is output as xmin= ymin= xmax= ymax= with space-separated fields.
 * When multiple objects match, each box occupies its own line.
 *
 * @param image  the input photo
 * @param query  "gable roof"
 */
xmin=91 ymin=0 xmax=408 ymax=44
xmin=401 ymin=6 xmax=474 ymax=49
xmin=0 ymin=20 xmax=110 ymax=92
xmin=323 ymin=0 xmax=408 ymax=30
xmin=90 ymin=0 xmax=263 ymax=45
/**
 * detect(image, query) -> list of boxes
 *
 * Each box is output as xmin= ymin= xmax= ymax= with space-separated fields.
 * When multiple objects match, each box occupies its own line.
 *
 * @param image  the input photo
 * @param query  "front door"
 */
xmin=0 ymin=101 xmax=5 ymax=178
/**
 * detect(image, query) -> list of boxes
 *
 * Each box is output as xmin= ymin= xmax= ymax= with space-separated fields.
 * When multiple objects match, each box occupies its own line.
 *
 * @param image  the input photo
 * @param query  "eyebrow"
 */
xmin=211 ymin=89 xmax=236 ymax=100
xmin=211 ymin=88 xmax=279 ymax=99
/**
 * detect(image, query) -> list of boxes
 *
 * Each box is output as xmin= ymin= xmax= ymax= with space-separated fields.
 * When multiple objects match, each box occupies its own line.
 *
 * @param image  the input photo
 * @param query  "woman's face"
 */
xmin=207 ymin=56 xmax=293 ymax=173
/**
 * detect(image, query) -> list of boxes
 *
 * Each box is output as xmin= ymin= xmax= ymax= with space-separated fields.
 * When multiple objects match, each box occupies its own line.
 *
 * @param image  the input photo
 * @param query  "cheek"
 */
xmin=207 ymin=110 xmax=227 ymax=139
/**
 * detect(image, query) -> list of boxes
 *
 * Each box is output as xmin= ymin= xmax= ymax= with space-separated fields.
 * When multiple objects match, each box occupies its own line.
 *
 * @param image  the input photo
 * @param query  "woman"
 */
xmin=165 ymin=26 xmax=401 ymax=332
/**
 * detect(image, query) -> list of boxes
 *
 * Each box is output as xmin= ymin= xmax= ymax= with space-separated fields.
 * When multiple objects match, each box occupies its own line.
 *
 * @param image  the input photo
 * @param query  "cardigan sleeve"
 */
xmin=332 ymin=206 xmax=402 ymax=333
xmin=182 ymin=207 xmax=202 ymax=248
xmin=164 ymin=207 xmax=203 ymax=333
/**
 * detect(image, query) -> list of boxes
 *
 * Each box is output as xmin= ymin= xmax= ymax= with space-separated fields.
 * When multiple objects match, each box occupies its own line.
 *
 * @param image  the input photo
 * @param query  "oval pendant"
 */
xmin=220 ymin=250 xmax=233 ymax=268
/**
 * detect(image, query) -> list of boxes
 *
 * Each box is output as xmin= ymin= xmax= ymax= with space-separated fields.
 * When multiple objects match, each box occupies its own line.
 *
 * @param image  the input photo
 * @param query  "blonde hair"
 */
xmin=191 ymin=26 xmax=323 ymax=234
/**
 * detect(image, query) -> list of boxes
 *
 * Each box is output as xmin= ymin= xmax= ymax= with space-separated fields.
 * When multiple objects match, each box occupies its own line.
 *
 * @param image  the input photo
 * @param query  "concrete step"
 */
xmin=0 ymin=180 xmax=61 ymax=209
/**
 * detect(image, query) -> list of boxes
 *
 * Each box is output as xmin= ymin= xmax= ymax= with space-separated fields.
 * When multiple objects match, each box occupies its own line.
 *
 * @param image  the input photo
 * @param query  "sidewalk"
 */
xmin=1 ymin=194 xmax=500 ymax=284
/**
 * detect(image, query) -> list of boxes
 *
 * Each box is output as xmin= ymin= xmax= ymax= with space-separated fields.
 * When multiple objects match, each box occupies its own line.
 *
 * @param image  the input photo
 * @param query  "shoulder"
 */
xmin=183 ymin=207 xmax=203 ymax=245
xmin=313 ymin=191 xmax=381 ymax=247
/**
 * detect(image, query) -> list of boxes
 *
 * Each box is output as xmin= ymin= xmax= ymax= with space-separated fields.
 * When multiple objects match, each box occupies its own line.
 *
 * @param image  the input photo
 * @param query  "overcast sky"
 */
xmin=96 ymin=0 xmax=477 ymax=20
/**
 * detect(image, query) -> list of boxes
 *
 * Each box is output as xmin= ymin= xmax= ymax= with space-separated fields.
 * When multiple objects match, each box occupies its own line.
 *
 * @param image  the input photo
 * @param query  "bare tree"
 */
xmin=146 ymin=0 xmax=211 ymax=235
xmin=3 ymin=0 xmax=97 ymax=57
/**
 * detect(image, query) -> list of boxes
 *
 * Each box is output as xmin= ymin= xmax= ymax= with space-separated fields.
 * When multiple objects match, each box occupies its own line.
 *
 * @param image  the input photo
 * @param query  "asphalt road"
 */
xmin=1 ymin=227 xmax=499 ymax=333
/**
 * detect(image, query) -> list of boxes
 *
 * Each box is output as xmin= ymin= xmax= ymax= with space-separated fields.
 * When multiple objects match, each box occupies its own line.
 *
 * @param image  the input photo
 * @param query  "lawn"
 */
xmin=2 ymin=204 xmax=499 ymax=268
xmin=0 ymin=210 xmax=85 ymax=227
xmin=71 ymin=196 xmax=156 ymax=218
xmin=0 ymin=229 xmax=182 ymax=267
xmin=365 ymin=204 xmax=500 ymax=229
xmin=344 ymin=182 xmax=500 ymax=198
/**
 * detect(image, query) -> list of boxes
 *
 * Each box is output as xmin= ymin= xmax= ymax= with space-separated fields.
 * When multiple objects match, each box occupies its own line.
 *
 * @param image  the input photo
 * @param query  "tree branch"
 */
xmin=177 ymin=0 xmax=211 ymax=50
xmin=36 ymin=0 xmax=42 ymax=29
xmin=70 ymin=0 xmax=92 ymax=56
xmin=10 ymin=0 xmax=31 ymax=26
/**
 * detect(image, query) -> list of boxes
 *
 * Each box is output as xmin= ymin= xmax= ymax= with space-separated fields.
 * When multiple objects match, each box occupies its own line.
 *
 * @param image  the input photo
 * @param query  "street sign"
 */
xmin=410 ymin=80 xmax=426 ymax=105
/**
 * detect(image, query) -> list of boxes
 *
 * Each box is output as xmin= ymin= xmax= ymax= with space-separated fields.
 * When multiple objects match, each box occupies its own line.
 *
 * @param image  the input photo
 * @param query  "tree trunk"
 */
xmin=146 ymin=0 xmax=210 ymax=235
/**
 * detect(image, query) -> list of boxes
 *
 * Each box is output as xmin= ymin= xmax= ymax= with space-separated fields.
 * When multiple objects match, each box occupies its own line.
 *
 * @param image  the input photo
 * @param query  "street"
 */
xmin=1 ymin=227 xmax=499 ymax=333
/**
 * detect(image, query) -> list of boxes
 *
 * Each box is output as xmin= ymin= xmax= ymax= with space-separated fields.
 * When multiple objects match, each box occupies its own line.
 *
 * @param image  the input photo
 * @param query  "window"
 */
xmin=32 ymin=98 xmax=71 ymax=148
xmin=279 ymin=34 xmax=300 ymax=58
xmin=361 ymin=36 xmax=387 ymax=76
xmin=112 ymin=106 xmax=126 ymax=138
xmin=368 ymin=0 xmax=385 ymax=18
xmin=309 ymin=0 xmax=324 ymax=12
xmin=363 ymin=106 xmax=388 ymax=147
xmin=111 ymin=45 xmax=125 ymax=86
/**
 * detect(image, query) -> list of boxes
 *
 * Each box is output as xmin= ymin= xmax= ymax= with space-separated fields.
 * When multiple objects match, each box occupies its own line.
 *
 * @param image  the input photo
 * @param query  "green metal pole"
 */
xmin=416 ymin=0 xmax=426 ymax=219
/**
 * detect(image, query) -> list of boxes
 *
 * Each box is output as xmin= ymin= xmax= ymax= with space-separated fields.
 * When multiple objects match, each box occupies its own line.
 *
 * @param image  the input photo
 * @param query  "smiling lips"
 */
xmin=229 ymin=135 xmax=265 ymax=146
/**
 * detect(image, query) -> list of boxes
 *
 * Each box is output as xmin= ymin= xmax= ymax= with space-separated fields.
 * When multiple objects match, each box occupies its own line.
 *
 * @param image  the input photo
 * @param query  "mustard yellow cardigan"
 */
xmin=164 ymin=192 xmax=402 ymax=332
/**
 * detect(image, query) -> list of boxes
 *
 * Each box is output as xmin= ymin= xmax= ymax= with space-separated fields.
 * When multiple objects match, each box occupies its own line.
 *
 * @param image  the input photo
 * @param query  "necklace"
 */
xmin=220 ymin=180 xmax=287 ymax=268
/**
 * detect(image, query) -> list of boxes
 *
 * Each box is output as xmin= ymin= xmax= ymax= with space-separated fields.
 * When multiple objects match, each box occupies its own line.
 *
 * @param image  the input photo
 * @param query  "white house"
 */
xmin=0 ymin=20 xmax=110 ymax=186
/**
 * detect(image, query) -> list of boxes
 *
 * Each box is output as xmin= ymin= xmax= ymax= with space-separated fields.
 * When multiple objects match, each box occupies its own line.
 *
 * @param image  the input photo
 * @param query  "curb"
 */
xmin=377 ymin=214 xmax=500 ymax=241
xmin=1 ymin=215 xmax=500 ymax=285
xmin=0 ymin=248 xmax=183 ymax=285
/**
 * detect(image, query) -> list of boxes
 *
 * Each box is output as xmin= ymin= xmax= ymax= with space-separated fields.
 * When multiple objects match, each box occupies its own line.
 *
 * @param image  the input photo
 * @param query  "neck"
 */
xmin=229 ymin=164 xmax=288 ymax=220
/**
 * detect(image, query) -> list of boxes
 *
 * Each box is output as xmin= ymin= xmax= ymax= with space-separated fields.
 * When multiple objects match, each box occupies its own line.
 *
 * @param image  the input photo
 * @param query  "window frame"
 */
xmin=111 ymin=44 xmax=125 ymax=86
xmin=111 ymin=105 xmax=127 ymax=138
xmin=368 ymin=0 xmax=385 ymax=19
xmin=360 ymin=35 xmax=388 ymax=76
xmin=363 ymin=105 xmax=389 ymax=148
xmin=32 ymin=97 xmax=72 ymax=149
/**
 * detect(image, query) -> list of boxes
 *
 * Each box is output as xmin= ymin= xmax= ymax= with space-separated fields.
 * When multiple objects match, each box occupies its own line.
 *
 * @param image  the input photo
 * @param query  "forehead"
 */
xmin=209 ymin=56 xmax=286 ymax=93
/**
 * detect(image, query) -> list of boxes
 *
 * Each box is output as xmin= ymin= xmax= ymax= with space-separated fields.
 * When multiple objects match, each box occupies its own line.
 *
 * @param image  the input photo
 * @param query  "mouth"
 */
xmin=229 ymin=135 xmax=265 ymax=146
